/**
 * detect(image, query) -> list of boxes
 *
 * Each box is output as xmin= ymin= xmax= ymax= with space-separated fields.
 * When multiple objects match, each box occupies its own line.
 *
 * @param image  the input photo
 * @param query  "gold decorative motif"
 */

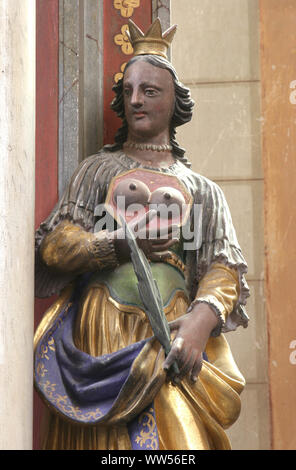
xmin=135 ymin=407 xmax=158 ymax=450
xmin=35 ymin=300 xmax=104 ymax=423
xmin=114 ymin=0 xmax=140 ymax=18
xmin=36 ymin=336 xmax=55 ymax=362
xmin=42 ymin=380 xmax=57 ymax=395
xmin=114 ymin=62 xmax=127 ymax=83
xmin=39 ymin=344 xmax=50 ymax=361
xmin=114 ymin=24 xmax=134 ymax=55
xmin=164 ymin=252 xmax=186 ymax=274
xmin=36 ymin=362 xmax=48 ymax=378
xmin=39 ymin=377 xmax=103 ymax=422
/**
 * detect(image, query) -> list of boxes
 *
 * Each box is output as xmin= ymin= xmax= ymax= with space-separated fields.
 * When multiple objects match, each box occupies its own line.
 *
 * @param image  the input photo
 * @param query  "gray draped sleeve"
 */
xmin=181 ymin=171 xmax=250 ymax=332
xmin=35 ymin=151 xmax=123 ymax=298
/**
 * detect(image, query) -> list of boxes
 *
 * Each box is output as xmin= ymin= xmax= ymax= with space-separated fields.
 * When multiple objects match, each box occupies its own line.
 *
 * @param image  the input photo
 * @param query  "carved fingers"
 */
xmin=162 ymin=313 xmax=209 ymax=384
xmin=135 ymin=215 xmax=180 ymax=259
xmin=163 ymin=336 xmax=203 ymax=384
xmin=112 ymin=210 xmax=180 ymax=262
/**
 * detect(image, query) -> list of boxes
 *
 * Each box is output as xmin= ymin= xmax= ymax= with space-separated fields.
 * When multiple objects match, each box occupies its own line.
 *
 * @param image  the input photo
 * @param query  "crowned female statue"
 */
xmin=34 ymin=18 xmax=249 ymax=450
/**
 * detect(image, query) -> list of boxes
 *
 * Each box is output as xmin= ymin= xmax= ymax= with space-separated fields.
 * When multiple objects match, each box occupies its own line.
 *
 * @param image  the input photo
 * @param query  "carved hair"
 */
xmin=105 ymin=54 xmax=195 ymax=168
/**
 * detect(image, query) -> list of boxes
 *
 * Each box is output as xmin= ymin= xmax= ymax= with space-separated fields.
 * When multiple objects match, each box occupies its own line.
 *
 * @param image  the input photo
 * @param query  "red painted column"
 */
xmin=103 ymin=0 xmax=152 ymax=145
xmin=34 ymin=0 xmax=59 ymax=449
xmin=35 ymin=0 xmax=59 ymax=232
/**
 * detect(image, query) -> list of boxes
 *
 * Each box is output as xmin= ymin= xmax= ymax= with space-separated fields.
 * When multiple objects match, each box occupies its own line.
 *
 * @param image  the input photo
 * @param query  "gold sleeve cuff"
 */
xmin=87 ymin=230 xmax=118 ymax=270
xmin=188 ymin=263 xmax=240 ymax=336
xmin=40 ymin=221 xmax=118 ymax=274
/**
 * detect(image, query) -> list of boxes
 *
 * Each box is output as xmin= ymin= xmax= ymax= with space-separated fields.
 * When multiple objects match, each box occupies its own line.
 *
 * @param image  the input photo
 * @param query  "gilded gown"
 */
xmin=34 ymin=150 xmax=249 ymax=450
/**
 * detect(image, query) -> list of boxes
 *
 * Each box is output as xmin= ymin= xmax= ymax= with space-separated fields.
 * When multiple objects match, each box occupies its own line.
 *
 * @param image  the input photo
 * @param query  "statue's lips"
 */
xmin=133 ymin=111 xmax=147 ymax=119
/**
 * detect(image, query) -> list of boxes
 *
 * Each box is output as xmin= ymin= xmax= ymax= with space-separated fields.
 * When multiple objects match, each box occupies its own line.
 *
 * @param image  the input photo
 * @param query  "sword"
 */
xmin=120 ymin=215 xmax=179 ymax=377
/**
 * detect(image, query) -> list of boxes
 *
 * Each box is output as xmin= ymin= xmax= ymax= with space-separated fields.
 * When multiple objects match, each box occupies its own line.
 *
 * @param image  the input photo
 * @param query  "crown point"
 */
xmin=163 ymin=24 xmax=177 ymax=44
xmin=127 ymin=19 xmax=144 ymax=42
xmin=145 ymin=17 xmax=162 ymax=39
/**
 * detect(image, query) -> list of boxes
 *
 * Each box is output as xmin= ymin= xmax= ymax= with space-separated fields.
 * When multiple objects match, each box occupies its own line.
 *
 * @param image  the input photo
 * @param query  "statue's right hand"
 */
xmin=112 ymin=210 xmax=179 ymax=263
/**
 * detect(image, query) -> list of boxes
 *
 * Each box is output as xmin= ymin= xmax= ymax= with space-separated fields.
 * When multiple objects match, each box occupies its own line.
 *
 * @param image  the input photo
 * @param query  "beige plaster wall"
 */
xmin=171 ymin=0 xmax=270 ymax=449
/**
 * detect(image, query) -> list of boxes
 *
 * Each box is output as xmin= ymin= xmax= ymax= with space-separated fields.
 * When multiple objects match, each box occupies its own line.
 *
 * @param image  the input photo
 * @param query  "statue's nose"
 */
xmin=130 ymin=89 xmax=144 ymax=107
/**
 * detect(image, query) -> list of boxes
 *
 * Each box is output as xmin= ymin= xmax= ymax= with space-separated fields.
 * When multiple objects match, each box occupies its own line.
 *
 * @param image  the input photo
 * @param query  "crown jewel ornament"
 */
xmin=126 ymin=18 xmax=177 ymax=60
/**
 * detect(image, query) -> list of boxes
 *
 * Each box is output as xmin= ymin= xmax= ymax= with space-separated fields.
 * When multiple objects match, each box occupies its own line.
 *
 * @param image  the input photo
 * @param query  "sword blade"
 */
xmin=120 ymin=216 xmax=179 ymax=375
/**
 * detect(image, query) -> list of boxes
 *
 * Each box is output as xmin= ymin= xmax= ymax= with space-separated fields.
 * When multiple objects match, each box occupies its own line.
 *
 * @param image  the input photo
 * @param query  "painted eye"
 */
xmin=145 ymin=89 xmax=156 ymax=96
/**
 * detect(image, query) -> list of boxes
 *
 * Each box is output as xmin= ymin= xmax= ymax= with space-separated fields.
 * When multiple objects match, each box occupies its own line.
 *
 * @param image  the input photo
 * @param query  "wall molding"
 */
xmin=58 ymin=0 xmax=103 ymax=196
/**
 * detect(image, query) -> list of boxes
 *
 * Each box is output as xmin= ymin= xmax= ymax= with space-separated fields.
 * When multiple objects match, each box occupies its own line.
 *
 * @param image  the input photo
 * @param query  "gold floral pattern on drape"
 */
xmin=135 ymin=408 xmax=158 ymax=450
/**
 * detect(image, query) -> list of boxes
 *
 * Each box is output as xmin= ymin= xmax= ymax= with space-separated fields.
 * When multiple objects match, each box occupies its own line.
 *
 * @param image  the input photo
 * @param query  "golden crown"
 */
xmin=126 ymin=18 xmax=177 ymax=60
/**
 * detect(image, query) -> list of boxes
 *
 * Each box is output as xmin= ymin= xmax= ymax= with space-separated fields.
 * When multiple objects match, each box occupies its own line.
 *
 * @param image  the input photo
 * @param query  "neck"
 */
xmin=127 ymin=128 xmax=170 ymax=144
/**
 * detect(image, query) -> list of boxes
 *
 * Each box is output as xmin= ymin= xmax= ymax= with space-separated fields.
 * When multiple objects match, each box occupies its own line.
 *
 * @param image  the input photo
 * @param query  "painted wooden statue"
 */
xmin=34 ymin=19 xmax=250 ymax=450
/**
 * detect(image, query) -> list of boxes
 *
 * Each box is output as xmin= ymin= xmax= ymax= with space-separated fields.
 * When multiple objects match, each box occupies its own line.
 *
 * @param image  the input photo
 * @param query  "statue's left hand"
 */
xmin=163 ymin=303 xmax=219 ymax=383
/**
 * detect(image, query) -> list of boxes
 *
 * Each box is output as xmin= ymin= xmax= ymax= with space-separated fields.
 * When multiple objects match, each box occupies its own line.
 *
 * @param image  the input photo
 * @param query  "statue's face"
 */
xmin=123 ymin=59 xmax=175 ymax=141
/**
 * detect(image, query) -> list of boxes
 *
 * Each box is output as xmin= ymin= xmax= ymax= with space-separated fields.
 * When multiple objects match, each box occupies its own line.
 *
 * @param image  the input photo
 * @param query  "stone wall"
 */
xmin=171 ymin=0 xmax=270 ymax=450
